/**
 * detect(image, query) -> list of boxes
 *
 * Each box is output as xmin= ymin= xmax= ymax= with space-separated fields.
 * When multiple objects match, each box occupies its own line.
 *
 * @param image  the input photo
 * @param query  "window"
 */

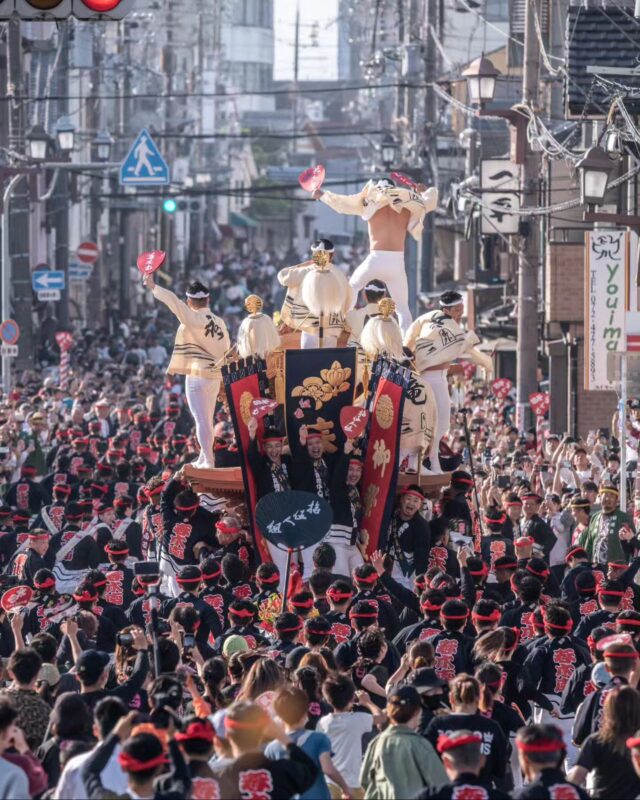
xmin=232 ymin=62 xmax=272 ymax=92
xmin=232 ymin=0 xmax=273 ymax=28
xmin=484 ymin=0 xmax=508 ymax=21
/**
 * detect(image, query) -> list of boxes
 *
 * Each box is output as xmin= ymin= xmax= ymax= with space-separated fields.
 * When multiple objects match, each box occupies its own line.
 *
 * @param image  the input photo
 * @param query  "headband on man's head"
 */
xmin=186 ymin=288 xmax=210 ymax=299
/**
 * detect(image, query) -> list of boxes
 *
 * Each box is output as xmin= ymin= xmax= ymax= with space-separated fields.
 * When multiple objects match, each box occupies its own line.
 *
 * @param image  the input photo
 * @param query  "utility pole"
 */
xmin=515 ymin=0 xmax=542 ymax=431
xmin=420 ymin=0 xmax=439 ymax=296
xmin=288 ymin=3 xmax=300 ymax=257
xmin=6 ymin=18 xmax=33 ymax=371
xmin=52 ymin=22 xmax=70 ymax=329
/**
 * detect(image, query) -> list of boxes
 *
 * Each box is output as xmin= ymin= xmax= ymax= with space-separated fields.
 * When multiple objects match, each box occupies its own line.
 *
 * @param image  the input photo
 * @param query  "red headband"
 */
xmin=53 ymin=484 xmax=71 ymax=495
xmin=400 ymin=489 xmax=424 ymax=501
xmin=605 ymin=649 xmax=639 ymax=659
xmin=35 ymin=577 xmax=55 ymax=589
xmin=472 ymin=609 xmax=501 ymax=623
xmin=175 ymin=722 xmax=215 ymax=743
xmin=545 ymin=620 xmax=573 ymax=631
xmin=527 ymin=566 xmax=550 ymax=578
xmin=229 ymin=608 xmax=254 ymax=619
xmin=202 ymin=568 xmax=222 ymax=580
xmin=290 ymin=598 xmax=314 ymax=609
xmin=354 ymin=572 xmax=377 ymax=584
xmin=349 ymin=610 xmax=377 ymax=619
xmin=516 ymin=739 xmax=564 ymax=754
xmin=608 ymin=562 xmax=627 ymax=570
xmin=453 ymin=477 xmax=474 ymax=486
xmin=258 ymin=573 xmax=280 ymax=584
xmin=28 ymin=532 xmax=50 ymax=541
xmin=619 ymin=618 xmax=640 ymax=627
xmin=327 ymin=589 xmax=353 ymax=601
xmin=598 ymin=588 xmax=625 ymax=597
xmin=277 ymin=624 xmax=302 ymax=633
xmin=505 ymin=500 xmax=522 ymax=507
xmin=469 ymin=565 xmax=489 ymax=577
xmin=441 ymin=610 xmax=469 ymax=620
xmin=515 ymin=537 xmax=534 ymax=548
xmin=175 ymin=502 xmax=199 ymax=512
xmin=91 ymin=483 xmax=108 ymax=494
xmin=176 ymin=575 xmax=201 ymax=584
xmin=105 ymin=544 xmax=129 ymax=556
xmin=216 ymin=522 xmax=240 ymax=535
xmin=306 ymin=432 xmax=322 ymax=441
xmin=629 ymin=737 xmax=640 ymax=749
xmin=484 ymin=514 xmax=506 ymax=525
xmin=565 ymin=547 xmax=587 ymax=562
xmin=496 ymin=560 xmax=518 ymax=569
xmin=421 ymin=600 xmax=443 ymax=612
xmin=73 ymin=590 xmax=97 ymax=602
xmin=306 ymin=627 xmax=330 ymax=636
xmin=146 ymin=484 xmax=165 ymax=497
xmin=262 ymin=436 xmax=284 ymax=443
xmin=118 ymin=751 xmax=167 ymax=772
xmin=437 ymin=733 xmax=482 ymax=754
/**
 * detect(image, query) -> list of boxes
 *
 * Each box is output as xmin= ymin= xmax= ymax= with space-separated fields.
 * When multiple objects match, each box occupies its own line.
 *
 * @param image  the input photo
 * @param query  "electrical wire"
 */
xmin=529 ymin=0 xmax=565 ymax=78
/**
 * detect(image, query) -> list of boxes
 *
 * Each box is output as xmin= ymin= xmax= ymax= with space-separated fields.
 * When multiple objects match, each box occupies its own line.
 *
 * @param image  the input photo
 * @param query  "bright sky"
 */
xmin=273 ymin=0 xmax=339 ymax=82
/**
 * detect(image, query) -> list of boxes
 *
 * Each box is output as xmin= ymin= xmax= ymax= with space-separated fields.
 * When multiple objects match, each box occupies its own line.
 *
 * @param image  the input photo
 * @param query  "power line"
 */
xmin=7 ymin=81 xmax=423 ymax=105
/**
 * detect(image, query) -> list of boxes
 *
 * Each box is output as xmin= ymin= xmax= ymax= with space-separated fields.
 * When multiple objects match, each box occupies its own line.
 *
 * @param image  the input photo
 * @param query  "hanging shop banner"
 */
xmin=284 ymin=347 xmax=357 ymax=462
xmin=359 ymin=357 xmax=410 ymax=556
xmin=584 ymin=230 xmax=629 ymax=391
xmin=222 ymin=357 xmax=272 ymax=563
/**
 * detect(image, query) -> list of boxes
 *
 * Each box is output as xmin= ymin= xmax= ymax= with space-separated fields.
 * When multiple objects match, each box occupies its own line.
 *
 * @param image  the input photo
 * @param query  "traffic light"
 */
xmin=10 ymin=0 xmax=133 ymax=18
xmin=163 ymin=199 xmax=177 ymax=214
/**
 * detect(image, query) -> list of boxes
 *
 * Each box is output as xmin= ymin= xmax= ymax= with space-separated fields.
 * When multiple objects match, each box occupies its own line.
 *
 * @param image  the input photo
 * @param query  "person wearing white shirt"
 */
xmin=54 ymin=697 xmax=128 ymax=800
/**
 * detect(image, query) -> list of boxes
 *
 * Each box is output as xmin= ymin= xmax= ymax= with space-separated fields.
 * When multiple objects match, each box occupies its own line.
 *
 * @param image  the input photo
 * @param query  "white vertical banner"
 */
xmin=584 ymin=230 xmax=629 ymax=391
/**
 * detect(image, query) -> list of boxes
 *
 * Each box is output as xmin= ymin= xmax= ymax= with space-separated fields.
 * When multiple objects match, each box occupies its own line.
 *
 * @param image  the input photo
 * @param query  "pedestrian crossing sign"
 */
xmin=120 ymin=128 xmax=170 ymax=186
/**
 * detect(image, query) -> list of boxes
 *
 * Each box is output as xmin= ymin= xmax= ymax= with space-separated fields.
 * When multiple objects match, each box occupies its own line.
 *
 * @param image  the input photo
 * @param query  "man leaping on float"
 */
xmin=312 ymin=178 xmax=438 ymax=332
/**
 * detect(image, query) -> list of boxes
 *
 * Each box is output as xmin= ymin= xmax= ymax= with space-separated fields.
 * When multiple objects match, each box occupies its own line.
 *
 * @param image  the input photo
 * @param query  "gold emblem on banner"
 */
xmin=291 ymin=360 xmax=352 ymax=411
xmin=363 ymin=485 xmax=380 ymax=519
xmin=375 ymin=393 xmax=394 ymax=429
xmin=239 ymin=391 xmax=253 ymax=425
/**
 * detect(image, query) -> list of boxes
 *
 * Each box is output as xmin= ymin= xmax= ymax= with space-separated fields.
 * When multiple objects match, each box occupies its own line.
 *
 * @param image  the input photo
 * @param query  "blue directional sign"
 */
xmin=69 ymin=262 xmax=92 ymax=281
xmin=32 ymin=270 xmax=65 ymax=291
xmin=120 ymin=128 xmax=170 ymax=186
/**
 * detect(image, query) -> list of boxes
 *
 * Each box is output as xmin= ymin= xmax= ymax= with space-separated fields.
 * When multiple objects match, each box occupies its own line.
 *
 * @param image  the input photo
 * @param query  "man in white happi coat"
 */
xmin=312 ymin=178 xmax=438 ymax=332
xmin=143 ymin=275 xmax=230 ymax=469
xmin=404 ymin=290 xmax=493 ymax=474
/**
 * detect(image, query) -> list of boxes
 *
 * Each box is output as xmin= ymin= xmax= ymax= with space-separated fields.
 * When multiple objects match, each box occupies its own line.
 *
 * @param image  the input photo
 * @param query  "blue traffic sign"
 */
xmin=69 ymin=264 xmax=92 ymax=281
xmin=32 ymin=270 xmax=65 ymax=292
xmin=120 ymin=128 xmax=169 ymax=186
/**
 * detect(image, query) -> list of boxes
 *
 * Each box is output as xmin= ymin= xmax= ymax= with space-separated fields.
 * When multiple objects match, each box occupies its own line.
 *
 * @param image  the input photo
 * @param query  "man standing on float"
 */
xmin=312 ymin=178 xmax=438 ymax=332
xmin=143 ymin=273 xmax=230 ymax=469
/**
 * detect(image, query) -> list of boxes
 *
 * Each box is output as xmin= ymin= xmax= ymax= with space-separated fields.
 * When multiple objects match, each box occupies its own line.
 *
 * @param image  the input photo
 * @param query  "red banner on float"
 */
xmin=359 ymin=359 xmax=408 ymax=556
xmin=222 ymin=359 xmax=272 ymax=564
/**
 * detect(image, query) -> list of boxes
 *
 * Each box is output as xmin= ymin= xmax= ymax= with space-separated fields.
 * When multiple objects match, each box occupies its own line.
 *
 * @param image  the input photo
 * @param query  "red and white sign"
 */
xmin=529 ymin=392 xmax=550 ymax=417
xmin=340 ymin=406 xmax=369 ymax=439
xmin=55 ymin=332 xmax=74 ymax=351
xmin=250 ymin=398 xmax=278 ymax=419
xmin=390 ymin=171 xmax=418 ymax=191
xmin=76 ymin=241 xmax=99 ymax=265
xmin=1 ymin=585 xmax=33 ymax=613
xmin=137 ymin=250 xmax=166 ymax=275
xmin=298 ymin=164 xmax=325 ymax=193
xmin=491 ymin=378 xmax=513 ymax=400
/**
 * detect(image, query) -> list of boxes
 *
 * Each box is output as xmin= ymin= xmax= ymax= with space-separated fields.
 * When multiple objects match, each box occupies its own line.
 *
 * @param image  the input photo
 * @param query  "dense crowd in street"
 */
xmin=2 ymin=252 xmax=640 ymax=800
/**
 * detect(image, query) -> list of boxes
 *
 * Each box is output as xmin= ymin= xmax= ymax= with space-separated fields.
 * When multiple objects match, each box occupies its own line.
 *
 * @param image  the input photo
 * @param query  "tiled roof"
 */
xmin=565 ymin=5 xmax=640 ymax=118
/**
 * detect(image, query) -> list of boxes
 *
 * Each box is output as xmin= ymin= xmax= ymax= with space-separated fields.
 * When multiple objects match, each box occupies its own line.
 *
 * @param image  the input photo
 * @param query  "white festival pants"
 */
xmin=420 ymin=369 xmax=450 ymax=474
xmin=185 ymin=375 xmax=219 ymax=468
xmin=300 ymin=332 xmax=338 ymax=350
xmin=348 ymin=250 xmax=411 ymax=333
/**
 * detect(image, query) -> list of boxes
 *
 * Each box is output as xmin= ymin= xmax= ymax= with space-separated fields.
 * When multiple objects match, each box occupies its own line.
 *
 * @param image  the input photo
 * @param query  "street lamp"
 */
xmin=55 ymin=116 xmax=75 ymax=153
xmin=93 ymin=130 xmax=113 ymax=162
xmin=575 ymin=145 xmax=614 ymax=206
xmin=462 ymin=54 xmax=500 ymax=107
xmin=26 ymin=124 xmax=50 ymax=162
xmin=604 ymin=127 xmax=624 ymax=160
xmin=381 ymin=133 xmax=397 ymax=169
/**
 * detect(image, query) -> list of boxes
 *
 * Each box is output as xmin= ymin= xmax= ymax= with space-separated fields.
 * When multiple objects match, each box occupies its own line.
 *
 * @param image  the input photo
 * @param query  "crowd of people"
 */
xmin=2 ymin=249 xmax=640 ymax=799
